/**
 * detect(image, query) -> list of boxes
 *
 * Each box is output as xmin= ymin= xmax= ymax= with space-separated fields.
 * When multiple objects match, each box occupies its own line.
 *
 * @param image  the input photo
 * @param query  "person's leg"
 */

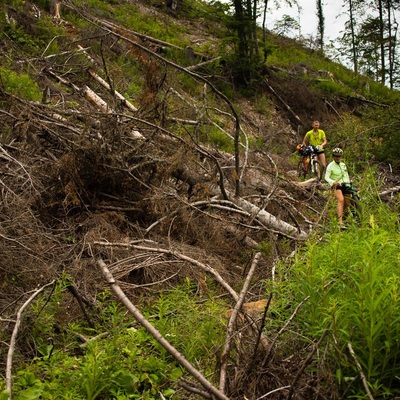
xmin=343 ymin=194 xmax=351 ymax=219
xmin=335 ymin=188 xmax=345 ymax=224
xmin=318 ymin=152 xmax=326 ymax=169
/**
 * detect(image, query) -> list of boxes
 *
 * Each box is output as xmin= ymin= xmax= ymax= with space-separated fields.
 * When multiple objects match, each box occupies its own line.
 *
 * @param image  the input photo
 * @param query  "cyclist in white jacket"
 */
xmin=325 ymin=148 xmax=351 ymax=226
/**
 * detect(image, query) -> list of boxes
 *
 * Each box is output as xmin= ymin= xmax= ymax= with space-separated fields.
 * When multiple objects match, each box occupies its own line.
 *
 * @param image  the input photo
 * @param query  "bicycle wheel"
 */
xmin=297 ymin=159 xmax=307 ymax=179
xmin=312 ymin=159 xmax=323 ymax=181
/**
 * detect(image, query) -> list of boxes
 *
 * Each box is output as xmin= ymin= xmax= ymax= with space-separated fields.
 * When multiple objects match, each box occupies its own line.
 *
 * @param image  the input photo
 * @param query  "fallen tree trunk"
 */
xmin=80 ymin=85 xmax=113 ymax=113
xmin=186 ymin=57 xmax=221 ymax=72
xmin=171 ymin=164 xmax=308 ymax=239
xmin=379 ymin=185 xmax=400 ymax=198
xmin=295 ymin=177 xmax=319 ymax=187
xmin=44 ymin=68 xmax=145 ymax=140
xmin=87 ymin=69 xmax=138 ymax=113
xmin=77 ymin=45 xmax=139 ymax=114
xmin=228 ymin=191 xmax=307 ymax=239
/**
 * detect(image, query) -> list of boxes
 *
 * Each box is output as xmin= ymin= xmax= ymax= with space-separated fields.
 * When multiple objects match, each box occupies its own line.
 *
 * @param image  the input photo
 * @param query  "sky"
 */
xmin=263 ymin=0 xmax=347 ymax=41
xmin=212 ymin=0 xmax=349 ymax=41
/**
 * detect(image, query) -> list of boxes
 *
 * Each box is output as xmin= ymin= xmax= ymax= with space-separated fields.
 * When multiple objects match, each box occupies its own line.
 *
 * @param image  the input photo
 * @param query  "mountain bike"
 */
xmin=342 ymin=182 xmax=362 ymax=221
xmin=296 ymin=145 xmax=323 ymax=181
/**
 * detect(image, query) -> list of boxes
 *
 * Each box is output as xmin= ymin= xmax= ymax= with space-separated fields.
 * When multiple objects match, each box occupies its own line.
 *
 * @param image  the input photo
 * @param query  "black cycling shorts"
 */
xmin=336 ymin=185 xmax=351 ymax=195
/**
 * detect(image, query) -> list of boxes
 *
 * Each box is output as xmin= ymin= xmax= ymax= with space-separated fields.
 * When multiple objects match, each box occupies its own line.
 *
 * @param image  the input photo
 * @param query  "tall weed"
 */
xmin=274 ymin=188 xmax=400 ymax=398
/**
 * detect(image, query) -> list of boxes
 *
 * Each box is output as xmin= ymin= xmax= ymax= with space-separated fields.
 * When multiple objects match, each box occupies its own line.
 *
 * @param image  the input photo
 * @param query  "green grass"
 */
xmin=0 ymin=67 xmax=42 ymax=101
xmin=269 ymin=171 xmax=400 ymax=398
xmin=0 ymin=282 xmax=226 ymax=399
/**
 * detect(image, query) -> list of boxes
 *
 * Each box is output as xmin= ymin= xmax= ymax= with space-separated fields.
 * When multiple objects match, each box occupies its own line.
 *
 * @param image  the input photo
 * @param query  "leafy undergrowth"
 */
xmin=270 ymin=178 xmax=400 ymax=399
xmin=0 ymin=284 xmax=228 ymax=400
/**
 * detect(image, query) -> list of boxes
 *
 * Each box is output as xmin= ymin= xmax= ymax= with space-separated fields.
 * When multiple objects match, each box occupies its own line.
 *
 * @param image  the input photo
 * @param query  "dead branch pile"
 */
xmin=0 ymin=2 xmax=334 ymax=399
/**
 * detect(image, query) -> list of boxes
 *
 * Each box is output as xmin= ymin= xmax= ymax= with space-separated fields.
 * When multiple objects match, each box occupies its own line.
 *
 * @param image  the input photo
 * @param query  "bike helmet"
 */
xmin=332 ymin=147 xmax=343 ymax=157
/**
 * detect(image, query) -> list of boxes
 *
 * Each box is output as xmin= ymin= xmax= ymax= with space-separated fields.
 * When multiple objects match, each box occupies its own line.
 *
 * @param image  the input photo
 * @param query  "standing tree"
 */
xmin=229 ymin=0 xmax=262 ymax=84
xmin=376 ymin=0 xmax=387 ymax=84
xmin=227 ymin=0 xmax=298 ymax=83
xmin=384 ymin=0 xmax=399 ymax=88
xmin=369 ymin=0 xmax=398 ymax=85
xmin=261 ymin=0 xmax=269 ymax=61
xmin=338 ymin=0 xmax=400 ymax=88
xmin=357 ymin=17 xmax=383 ymax=81
xmin=316 ymin=0 xmax=325 ymax=51
xmin=347 ymin=0 xmax=362 ymax=75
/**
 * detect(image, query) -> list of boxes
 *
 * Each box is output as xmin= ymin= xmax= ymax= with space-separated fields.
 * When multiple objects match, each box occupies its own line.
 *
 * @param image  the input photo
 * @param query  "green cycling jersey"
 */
xmin=304 ymin=129 xmax=326 ymax=148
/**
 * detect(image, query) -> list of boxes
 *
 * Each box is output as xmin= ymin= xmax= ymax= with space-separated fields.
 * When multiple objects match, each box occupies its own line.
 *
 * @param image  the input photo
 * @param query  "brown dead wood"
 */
xmin=6 ymin=281 xmax=56 ymax=398
xmin=87 ymin=16 xmax=243 ymax=196
xmin=261 ymin=295 xmax=310 ymax=368
xmin=347 ymin=343 xmax=375 ymax=400
xmin=286 ymin=329 xmax=328 ymax=400
xmin=169 ymin=163 xmax=308 ymax=239
xmin=94 ymin=241 xmax=238 ymax=299
xmin=219 ymin=252 xmax=262 ymax=394
xmin=77 ymin=44 xmax=140 ymax=115
xmin=97 ymin=258 xmax=230 ymax=400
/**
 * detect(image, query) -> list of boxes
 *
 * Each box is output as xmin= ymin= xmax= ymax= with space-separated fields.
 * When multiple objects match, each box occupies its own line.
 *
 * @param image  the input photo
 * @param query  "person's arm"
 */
xmin=321 ymin=131 xmax=327 ymax=149
xmin=342 ymin=163 xmax=351 ymax=183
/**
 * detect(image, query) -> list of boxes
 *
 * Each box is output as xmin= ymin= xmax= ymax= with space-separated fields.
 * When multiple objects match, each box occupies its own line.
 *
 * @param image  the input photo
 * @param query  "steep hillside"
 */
xmin=1 ymin=1 xmax=400 ymax=399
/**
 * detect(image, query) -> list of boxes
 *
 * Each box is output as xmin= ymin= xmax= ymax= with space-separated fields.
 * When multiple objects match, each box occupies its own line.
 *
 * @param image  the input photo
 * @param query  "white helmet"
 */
xmin=332 ymin=148 xmax=343 ymax=157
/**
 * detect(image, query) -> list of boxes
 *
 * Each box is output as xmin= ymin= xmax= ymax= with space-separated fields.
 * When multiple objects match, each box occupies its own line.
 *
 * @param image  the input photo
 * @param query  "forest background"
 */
xmin=1 ymin=0 xmax=400 ymax=399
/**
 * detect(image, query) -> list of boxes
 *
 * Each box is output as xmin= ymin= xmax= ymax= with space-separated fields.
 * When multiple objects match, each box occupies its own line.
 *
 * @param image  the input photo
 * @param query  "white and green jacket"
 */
xmin=324 ymin=160 xmax=350 ymax=187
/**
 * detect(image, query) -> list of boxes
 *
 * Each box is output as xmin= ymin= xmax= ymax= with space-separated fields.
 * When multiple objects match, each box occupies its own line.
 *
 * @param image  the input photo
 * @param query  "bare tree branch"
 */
xmin=347 ymin=343 xmax=375 ymax=400
xmin=379 ymin=185 xmax=400 ymax=198
xmin=262 ymin=295 xmax=310 ymax=367
xmin=219 ymin=252 xmax=262 ymax=394
xmin=6 ymin=281 xmax=56 ymax=399
xmin=85 ymin=15 xmax=242 ymax=197
xmin=94 ymin=241 xmax=238 ymax=299
xmin=97 ymin=258 xmax=229 ymax=400
xmin=287 ymin=329 xmax=328 ymax=399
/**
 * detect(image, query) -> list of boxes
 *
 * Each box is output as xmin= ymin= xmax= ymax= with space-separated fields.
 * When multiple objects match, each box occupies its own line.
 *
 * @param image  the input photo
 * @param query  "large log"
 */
xmin=87 ymin=69 xmax=138 ymax=113
xmin=227 ymin=190 xmax=307 ymax=239
xmin=80 ymin=85 xmax=113 ymax=113
xmin=172 ymin=161 xmax=308 ymax=239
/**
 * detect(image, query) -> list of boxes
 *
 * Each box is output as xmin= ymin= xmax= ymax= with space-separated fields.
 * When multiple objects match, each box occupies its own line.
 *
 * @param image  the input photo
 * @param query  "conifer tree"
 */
xmin=316 ymin=0 xmax=325 ymax=51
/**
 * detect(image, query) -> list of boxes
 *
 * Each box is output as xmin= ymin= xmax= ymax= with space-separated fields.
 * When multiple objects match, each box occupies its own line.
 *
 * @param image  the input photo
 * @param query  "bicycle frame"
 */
xmin=302 ymin=153 xmax=318 ymax=173
xmin=297 ymin=145 xmax=322 ymax=180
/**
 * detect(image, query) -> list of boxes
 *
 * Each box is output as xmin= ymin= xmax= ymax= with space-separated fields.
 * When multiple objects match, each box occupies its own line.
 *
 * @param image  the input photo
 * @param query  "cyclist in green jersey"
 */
xmin=325 ymin=148 xmax=351 ymax=226
xmin=302 ymin=120 xmax=327 ymax=170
